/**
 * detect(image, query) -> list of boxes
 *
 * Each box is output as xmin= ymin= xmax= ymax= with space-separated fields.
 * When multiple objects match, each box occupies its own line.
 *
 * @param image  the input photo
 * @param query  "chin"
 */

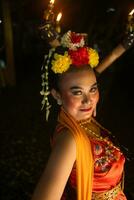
xmin=76 ymin=114 xmax=92 ymax=121
xmin=83 ymin=112 xmax=92 ymax=119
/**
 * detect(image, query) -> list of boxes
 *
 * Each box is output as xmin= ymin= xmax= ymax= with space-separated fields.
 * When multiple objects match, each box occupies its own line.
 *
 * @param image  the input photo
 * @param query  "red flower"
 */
xmin=71 ymin=32 xmax=83 ymax=44
xmin=69 ymin=47 xmax=89 ymax=66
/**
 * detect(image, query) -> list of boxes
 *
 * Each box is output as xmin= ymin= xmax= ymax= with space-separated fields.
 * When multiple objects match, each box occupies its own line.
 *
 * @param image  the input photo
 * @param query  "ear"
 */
xmin=51 ymin=89 xmax=61 ymax=101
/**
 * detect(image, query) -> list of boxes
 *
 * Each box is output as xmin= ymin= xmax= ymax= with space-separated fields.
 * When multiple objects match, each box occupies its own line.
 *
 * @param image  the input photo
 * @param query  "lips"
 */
xmin=80 ymin=107 xmax=92 ymax=112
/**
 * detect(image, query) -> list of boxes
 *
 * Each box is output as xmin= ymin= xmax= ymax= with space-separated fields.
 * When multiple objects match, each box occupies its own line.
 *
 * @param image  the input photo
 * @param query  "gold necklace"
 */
xmin=79 ymin=118 xmax=121 ymax=152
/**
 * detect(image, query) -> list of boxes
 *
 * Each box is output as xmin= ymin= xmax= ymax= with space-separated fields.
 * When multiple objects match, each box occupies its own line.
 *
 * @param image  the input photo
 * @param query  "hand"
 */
xmin=39 ymin=22 xmax=60 ymax=42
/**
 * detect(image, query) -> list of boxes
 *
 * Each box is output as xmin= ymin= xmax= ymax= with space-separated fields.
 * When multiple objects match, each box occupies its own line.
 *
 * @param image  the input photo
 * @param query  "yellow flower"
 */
xmin=88 ymin=48 xmax=99 ymax=68
xmin=51 ymin=52 xmax=72 ymax=73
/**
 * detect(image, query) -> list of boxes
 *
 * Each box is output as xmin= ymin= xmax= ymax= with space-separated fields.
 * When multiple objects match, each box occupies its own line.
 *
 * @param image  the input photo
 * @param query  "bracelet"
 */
xmin=122 ymin=32 xmax=134 ymax=50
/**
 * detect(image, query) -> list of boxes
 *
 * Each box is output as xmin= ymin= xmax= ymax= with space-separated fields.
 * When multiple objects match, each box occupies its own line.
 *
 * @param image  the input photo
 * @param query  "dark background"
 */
xmin=0 ymin=0 xmax=134 ymax=199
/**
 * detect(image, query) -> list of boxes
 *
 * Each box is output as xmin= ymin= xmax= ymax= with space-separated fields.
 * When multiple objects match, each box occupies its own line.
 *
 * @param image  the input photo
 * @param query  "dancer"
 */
xmin=32 ymin=31 xmax=127 ymax=200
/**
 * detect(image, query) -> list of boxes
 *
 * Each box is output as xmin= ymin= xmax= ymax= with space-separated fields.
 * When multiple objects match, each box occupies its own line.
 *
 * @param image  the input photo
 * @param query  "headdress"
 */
xmin=40 ymin=30 xmax=99 ymax=120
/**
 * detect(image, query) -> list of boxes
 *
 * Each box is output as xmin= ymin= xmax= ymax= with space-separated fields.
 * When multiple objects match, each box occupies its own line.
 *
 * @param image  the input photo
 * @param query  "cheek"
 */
xmin=96 ymin=92 xmax=99 ymax=103
xmin=93 ymin=91 xmax=99 ymax=104
xmin=61 ymin=93 xmax=80 ymax=108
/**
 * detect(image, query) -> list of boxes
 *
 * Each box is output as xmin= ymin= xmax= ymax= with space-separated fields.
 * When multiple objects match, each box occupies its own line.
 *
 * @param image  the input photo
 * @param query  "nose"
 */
xmin=82 ymin=94 xmax=91 ymax=104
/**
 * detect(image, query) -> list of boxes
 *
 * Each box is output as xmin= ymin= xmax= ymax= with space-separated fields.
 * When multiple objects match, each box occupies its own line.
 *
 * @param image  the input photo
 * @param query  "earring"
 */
xmin=57 ymin=99 xmax=62 ymax=105
xmin=93 ymin=107 xmax=97 ymax=117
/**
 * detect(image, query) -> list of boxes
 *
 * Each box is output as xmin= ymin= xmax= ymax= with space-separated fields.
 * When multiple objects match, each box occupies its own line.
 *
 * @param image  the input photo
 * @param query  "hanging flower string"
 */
xmin=40 ymin=48 xmax=55 ymax=120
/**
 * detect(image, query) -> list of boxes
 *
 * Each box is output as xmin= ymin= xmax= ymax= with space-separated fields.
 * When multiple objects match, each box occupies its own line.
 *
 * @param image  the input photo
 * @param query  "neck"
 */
xmin=78 ymin=117 xmax=92 ymax=125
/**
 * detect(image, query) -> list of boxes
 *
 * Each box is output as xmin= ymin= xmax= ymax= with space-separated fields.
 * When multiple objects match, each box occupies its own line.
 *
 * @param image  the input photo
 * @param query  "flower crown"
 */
xmin=51 ymin=31 xmax=99 ymax=73
xmin=41 ymin=30 xmax=99 ymax=120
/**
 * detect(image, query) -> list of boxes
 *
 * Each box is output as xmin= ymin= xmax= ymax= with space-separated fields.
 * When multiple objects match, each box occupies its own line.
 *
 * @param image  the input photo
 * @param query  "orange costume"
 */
xmin=52 ymin=108 xmax=127 ymax=200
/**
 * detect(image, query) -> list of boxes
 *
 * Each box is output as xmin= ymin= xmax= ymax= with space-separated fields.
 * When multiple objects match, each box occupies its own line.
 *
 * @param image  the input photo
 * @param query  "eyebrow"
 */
xmin=70 ymin=82 xmax=98 ymax=90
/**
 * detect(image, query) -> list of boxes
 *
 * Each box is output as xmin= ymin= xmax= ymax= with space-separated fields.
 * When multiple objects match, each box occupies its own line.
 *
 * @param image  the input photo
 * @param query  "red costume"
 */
xmin=52 ymin=110 xmax=127 ymax=200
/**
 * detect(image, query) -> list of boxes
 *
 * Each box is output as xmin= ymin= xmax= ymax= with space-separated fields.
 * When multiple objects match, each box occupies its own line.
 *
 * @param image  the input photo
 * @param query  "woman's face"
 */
xmin=53 ymin=69 xmax=99 ymax=121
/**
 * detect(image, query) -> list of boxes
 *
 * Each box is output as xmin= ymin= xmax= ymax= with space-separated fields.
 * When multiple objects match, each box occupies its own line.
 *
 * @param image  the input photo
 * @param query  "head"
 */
xmin=41 ymin=31 xmax=99 ymax=121
xmin=51 ymin=64 xmax=99 ymax=121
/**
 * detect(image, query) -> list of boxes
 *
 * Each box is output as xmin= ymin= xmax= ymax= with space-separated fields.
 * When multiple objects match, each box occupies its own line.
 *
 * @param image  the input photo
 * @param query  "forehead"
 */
xmin=59 ymin=69 xmax=96 ymax=90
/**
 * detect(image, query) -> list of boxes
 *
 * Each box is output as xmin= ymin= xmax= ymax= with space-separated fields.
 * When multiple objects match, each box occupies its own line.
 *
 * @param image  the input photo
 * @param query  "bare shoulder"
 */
xmin=31 ymin=128 xmax=76 ymax=200
xmin=53 ymin=128 xmax=76 ymax=153
xmin=50 ymin=128 xmax=77 ymax=167
xmin=44 ymin=128 xmax=76 ymax=184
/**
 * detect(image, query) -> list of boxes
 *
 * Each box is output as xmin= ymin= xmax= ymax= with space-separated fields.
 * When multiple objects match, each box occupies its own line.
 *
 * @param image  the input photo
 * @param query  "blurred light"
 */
xmin=106 ymin=8 xmax=116 ymax=13
xmin=50 ymin=0 xmax=55 ymax=4
xmin=56 ymin=12 xmax=62 ymax=22
xmin=129 ymin=9 xmax=134 ymax=16
xmin=0 ymin=19 xmax=2 ymax=24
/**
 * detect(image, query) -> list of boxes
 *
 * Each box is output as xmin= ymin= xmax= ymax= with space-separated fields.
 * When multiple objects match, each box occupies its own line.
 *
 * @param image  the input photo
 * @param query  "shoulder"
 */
xmin=49 ymin=127 xmax=77 ymax=168
xmin=53 ymin=127 xmax=76 ymax=155
xmin=31 ymin=128 xmax=76 ymax=200
xmin=52 ymin=124 xmax=76 ymax=147
xmin=47 ymin=128 xmax=76 ymax=179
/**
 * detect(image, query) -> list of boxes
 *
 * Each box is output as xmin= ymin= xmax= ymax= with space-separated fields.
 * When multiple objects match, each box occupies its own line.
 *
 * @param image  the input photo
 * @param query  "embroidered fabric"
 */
xmin=51 ymin=118 xmax=127 ymax=199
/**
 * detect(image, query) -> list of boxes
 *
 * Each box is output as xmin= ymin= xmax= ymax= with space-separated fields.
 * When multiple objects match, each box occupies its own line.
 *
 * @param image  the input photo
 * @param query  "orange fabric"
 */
xmin=58 ymin=107 xmax=93 ymax=200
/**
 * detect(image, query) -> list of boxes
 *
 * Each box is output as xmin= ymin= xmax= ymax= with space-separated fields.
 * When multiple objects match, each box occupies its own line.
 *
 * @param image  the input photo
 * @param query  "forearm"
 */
xmin=95 ymin=31 xmax=134 ymax=74
xmin=95 ymin=44 xmax=126 ymax=74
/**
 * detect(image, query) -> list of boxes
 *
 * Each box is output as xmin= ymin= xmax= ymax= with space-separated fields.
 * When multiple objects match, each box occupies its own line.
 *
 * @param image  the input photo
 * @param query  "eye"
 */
xmin=72 ymin=90 xmax=82 ymax=95
xmin=90 ymin=86 xmax=98 ymax=93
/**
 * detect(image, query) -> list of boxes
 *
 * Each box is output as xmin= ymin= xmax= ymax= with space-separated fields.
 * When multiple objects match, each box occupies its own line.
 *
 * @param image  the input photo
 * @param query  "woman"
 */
xmin=32 ymin=31 xmax=127 ymax=200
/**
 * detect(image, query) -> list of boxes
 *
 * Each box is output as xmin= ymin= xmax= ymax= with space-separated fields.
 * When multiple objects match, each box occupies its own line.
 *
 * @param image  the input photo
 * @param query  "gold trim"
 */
xmin=92 ymin=181 xmax=122 ymax=200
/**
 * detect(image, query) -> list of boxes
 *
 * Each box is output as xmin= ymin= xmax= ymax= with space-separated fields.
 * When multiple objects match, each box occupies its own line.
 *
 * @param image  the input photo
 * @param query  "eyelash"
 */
xmin=90 ymin=86 xmax=98 ymax=93
xmin=72 ymin=86 xmax=98 ymax=95
xmin=72 ymin=91 xmax=82 ymax=95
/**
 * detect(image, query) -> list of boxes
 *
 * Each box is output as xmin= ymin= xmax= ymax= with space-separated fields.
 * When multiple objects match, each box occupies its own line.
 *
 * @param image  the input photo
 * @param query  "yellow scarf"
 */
xmin=58 ymin=107 xmax=93 ymax=200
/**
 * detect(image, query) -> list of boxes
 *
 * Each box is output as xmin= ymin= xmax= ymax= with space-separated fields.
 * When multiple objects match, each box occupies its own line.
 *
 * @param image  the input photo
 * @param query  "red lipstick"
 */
xmin=80 ymin=108 xmax=92 ymax=112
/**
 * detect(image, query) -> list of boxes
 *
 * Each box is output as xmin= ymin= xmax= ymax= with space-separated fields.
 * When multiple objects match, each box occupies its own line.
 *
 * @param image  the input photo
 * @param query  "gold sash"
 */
xmin=58 ymin=107 xmax=93 ymax=200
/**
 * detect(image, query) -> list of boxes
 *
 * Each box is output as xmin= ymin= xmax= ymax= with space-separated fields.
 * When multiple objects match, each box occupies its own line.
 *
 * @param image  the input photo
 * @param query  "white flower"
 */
xmin=61 ymin=31 xmax=85 ymax=50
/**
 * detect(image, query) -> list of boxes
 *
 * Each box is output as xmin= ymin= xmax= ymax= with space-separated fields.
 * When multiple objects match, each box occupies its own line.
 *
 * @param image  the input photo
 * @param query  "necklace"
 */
xmin=79 ymin=118 xmax=121 ymax=152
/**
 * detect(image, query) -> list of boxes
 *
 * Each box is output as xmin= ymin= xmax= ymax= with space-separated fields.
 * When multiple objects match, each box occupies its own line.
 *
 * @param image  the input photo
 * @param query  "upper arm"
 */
xmin=32 ymin=130 xmax=76 ymax=200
